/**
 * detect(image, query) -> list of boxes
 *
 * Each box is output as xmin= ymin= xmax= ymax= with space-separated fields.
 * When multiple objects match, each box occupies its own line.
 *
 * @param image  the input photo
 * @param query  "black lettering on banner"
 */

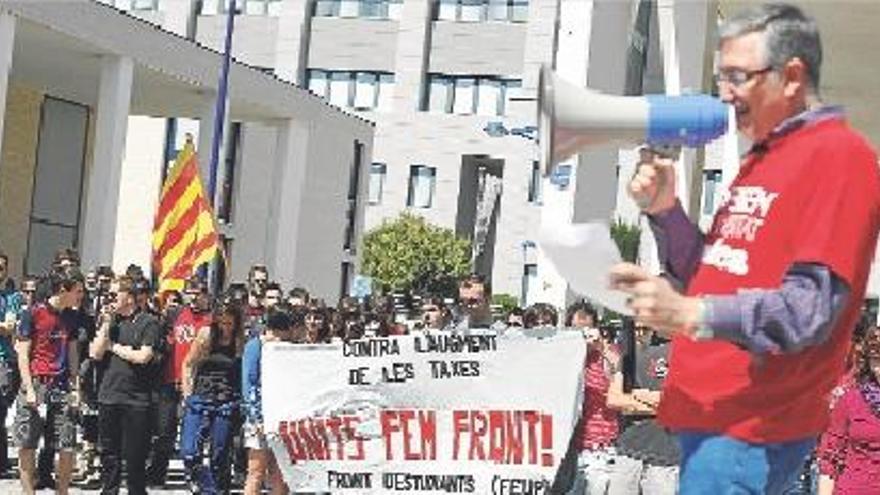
xmin=491 ymin=475 xmax=551 ymax=495
xmin=381 ymin=362 xmax=415 ymax=383
xmin=381 ymin=472 xmax=476 ymax=493
xmin=327 ymin=470 xmax=373 ymax=489
xmin=348 ymin=366 xmax=370 ymax=385
xmin=429 ymin=360 xmax=481 ymax=379
xmin=343 ymin=338 xmax=401 ymax=357
xmin=414 ymin=334 xmax=498 ymax=354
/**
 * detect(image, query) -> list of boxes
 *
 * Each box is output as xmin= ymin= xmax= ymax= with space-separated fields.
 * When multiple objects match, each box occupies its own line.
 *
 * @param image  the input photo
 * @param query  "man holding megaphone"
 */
xmin=608 ymin=3 xmax=880 ymax=494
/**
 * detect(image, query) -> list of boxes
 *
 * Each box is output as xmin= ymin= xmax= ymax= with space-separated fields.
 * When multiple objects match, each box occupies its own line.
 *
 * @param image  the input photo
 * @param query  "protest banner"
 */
xmin=262 ymin=329 xmax=586 ymax=494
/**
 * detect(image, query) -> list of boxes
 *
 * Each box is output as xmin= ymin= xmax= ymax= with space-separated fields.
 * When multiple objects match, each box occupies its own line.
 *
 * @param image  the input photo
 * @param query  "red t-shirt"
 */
xmin=18 ymin=303 xmax=74 ymax=379
xmin=578 ymin=344 xmax=619 ymax=450
xmin=164 ymin=306 xmax=212 ymax=384
xmin=658 ymin=118 xmax=880 ymax=442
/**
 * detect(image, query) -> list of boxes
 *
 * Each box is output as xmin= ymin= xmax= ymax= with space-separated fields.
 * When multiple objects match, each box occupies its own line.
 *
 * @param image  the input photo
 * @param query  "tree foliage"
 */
xmin=610 ymin=218 xmax=641 ymax=263
xmin=361 ymin=213 xmax=472 ymax=298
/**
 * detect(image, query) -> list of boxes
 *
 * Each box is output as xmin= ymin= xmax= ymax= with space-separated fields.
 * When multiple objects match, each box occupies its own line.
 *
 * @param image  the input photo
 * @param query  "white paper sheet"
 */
xmin=538 ymin=219 xmax=632 ymax=315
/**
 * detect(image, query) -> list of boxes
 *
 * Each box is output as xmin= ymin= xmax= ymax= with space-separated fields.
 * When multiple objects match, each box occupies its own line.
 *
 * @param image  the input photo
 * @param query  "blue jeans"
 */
xmin=678 ymin=432 xmax=816 ymax=495
xmin=179 ymin=395 xmax=238 ymax=494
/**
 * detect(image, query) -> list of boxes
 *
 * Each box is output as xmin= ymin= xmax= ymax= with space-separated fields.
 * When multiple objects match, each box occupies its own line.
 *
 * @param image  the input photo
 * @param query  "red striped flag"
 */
xmin=151 ymin=137 xmax=221 ymax=292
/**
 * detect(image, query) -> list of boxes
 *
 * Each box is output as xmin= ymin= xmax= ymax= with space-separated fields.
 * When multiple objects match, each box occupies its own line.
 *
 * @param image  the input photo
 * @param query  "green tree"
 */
xmin=610 ymin=218 xmax=641 ymax=263
xmin=361 ymin=213 xmax=472 ymax=298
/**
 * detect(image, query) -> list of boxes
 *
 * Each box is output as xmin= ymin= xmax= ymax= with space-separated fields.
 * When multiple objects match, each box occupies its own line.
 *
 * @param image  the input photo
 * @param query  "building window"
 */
xmin=26 ymin=97 xmax=89 ymax=276
xmin=452 ymin=78 xmax=476 ymax=115
xmin=307 ymin=69 xmax=395 ymax=112
xmin=113 ymin=0 xmax=159 ymax=11
xmin=527 ymin=160 xmax=542 ymax=204
xmin=369 ymin=163 xmax=387 ymax=205
xmin=340 ymin=261 xmax=354 ymax=299
xmin=702 ymin=170 xmax=723 ymax=215
xmin=522 ymin=263 xmax=537 ymax=306
xmin=344 ymin=142 xmax=364 ymax=251
xmin=407 ymin=165 xmax=436 ymax=209
xmin=314 ymin=0 xmax=403 ymax=20
xmin=425 ymin=74 xmax=521 ymax=116
xmin=202 ymin=0 xmax=282 ymax=15
xmin=434 ymin=0 xmax=527 ymax=23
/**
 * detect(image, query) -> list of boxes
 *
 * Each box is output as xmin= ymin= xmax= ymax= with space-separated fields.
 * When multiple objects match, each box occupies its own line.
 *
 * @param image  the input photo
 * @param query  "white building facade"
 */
xmin=0 ymin=0 xmax=374 ymax=302
xmin=28 ymin=0 xmax=877 ymax=311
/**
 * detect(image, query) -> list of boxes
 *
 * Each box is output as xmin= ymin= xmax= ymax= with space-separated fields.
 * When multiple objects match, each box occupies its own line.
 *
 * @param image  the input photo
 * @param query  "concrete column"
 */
xmin=273 ymin=0 xmax=311 ymax=84
xmin=572 ymin=0 xmax=636 ymax=224
xmin=535 ymin=0 xmax=637 ymax=307
xmin=264 ymin=119 xmax=310 ymax=287
xmin=391 ymin=0 xmax=431 ymax=112
xmin=0 ymin=10 xmax=15 ymax=161
xmin=81 ymin=55 xmax=134 ymax=269
xmin=657 ymin=0 xmax=717 ymax=216
xmin=111 ymin=116 xmax=166 ymax=274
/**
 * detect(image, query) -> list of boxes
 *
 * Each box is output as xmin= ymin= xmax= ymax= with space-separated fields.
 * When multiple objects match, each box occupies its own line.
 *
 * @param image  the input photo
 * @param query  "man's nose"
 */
xmin=718 ymin=83 xmax=736 ymax=104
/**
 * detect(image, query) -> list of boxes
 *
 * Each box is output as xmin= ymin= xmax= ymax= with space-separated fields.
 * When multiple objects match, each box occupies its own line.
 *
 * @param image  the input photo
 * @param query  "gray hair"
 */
xmin=719 ymin=3 xmax=822 ymax=91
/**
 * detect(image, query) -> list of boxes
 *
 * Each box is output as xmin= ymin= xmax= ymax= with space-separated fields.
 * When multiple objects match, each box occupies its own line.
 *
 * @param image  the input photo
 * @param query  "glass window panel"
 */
xmin=245 ymin=0 xmax=266 ymax=15
xmin=354 ymin=72 xmax=378 ymax=110
xmin=487 ymin=0 xmax=508 ymax=20
xmin=360 ymin=0 xmax=388 ymax=18
xmin=201 ymin=0 xmax=220 ymax=15
xmin=428 ymin=75 xmax=451 ymax=114
xmin=314 ymin=0 xmax=338 ymax=16
xmin=308 ymin=70 xmax=329 ymax=98
xmin=408 ymin=165 xmax=436 ymax=208
xmin=511 ymin=0 xmax=528 ymax=22
xmin=459 ymin=0 xmax=485 ymax=22
xmin=26 ymin=223 xmax=76 ymax=278
xmin=132 ymin=0 xmax=157 ymax=10
xmin=528 ymin=160 xmax=543 ymax=203
xmin=267 ymin=0 xmax=283 ymax=16
xmin=339 ymin=0 xmax=359 ymax=17
xmin=476 ymin=78 xmax=501 ymax=116
xmin=388 ymin=0 xmax=403 ymax=20
xmin=453 ymin=78 xmax=476 ymax=115
xmin=378 ymin=74 xmax=395 ymax=112
xmin=437 ymin=0 xmax=457 ymax=20
xmin=523 ymin=264 xmax=538 ymax=307
xmin=703 ymin=170 xmax=722 ymax=215
xmin=329 ymin=72 xmax=352 ymax=107
xmin=500 ymin=78 xmax=521 ymax=115
xmin=369 ymin=163 xmax=387 ymax=204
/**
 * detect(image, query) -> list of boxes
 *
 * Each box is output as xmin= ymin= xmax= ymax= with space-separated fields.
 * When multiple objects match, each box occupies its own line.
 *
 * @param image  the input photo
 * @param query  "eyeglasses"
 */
xmin=715 ymin=66 xmax=773 ymax=88
xmin=421 ymin=307 xmax=440 ymax=313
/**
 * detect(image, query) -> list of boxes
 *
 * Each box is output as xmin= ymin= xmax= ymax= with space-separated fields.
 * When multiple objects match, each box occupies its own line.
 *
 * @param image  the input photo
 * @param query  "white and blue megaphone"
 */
xmin=538 ymin=65 xmax=729 ymax=175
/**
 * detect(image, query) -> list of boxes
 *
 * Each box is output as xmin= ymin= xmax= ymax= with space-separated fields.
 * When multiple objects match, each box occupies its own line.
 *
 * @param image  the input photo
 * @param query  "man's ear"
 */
xmin=782 ymin=57 xmax=809 ymax=99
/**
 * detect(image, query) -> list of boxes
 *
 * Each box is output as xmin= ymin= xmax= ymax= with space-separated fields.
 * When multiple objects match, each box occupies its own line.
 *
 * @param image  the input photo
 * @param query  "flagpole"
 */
xmin=200 ymin=0 xmax=236 ymax=289
xmin=208 ymin=0 xmax=236 ymax=207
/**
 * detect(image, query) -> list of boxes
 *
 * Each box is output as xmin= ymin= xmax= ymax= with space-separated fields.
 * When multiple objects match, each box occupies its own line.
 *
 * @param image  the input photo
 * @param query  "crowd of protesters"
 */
xmin=0 ymin=246 xmax=877 ymax=495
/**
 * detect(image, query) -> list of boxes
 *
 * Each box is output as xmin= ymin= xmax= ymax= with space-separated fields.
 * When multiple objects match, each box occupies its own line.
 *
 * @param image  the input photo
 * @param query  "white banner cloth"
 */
xmin=262 ymin=329 xmax=586 ymax=494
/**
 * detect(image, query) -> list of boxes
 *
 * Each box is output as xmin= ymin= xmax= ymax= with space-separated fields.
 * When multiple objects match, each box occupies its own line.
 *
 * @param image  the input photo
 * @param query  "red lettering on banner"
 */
xmin=469 ymin=410 xmax=487 ymax=461
xmin=342 ymin=416 xmax=365 ymax=460
xmin=418 ymin=410 xmax=437 ymax=460
xmin=381 ymin=409 xmax=438 ymax=461
xmin=279 ymin=409 xmax=553 ymax=466
xmin=451 ymin=410 xmax=553 ymax=466
xmin=277 ymin=415 xmax=365 ymax=463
